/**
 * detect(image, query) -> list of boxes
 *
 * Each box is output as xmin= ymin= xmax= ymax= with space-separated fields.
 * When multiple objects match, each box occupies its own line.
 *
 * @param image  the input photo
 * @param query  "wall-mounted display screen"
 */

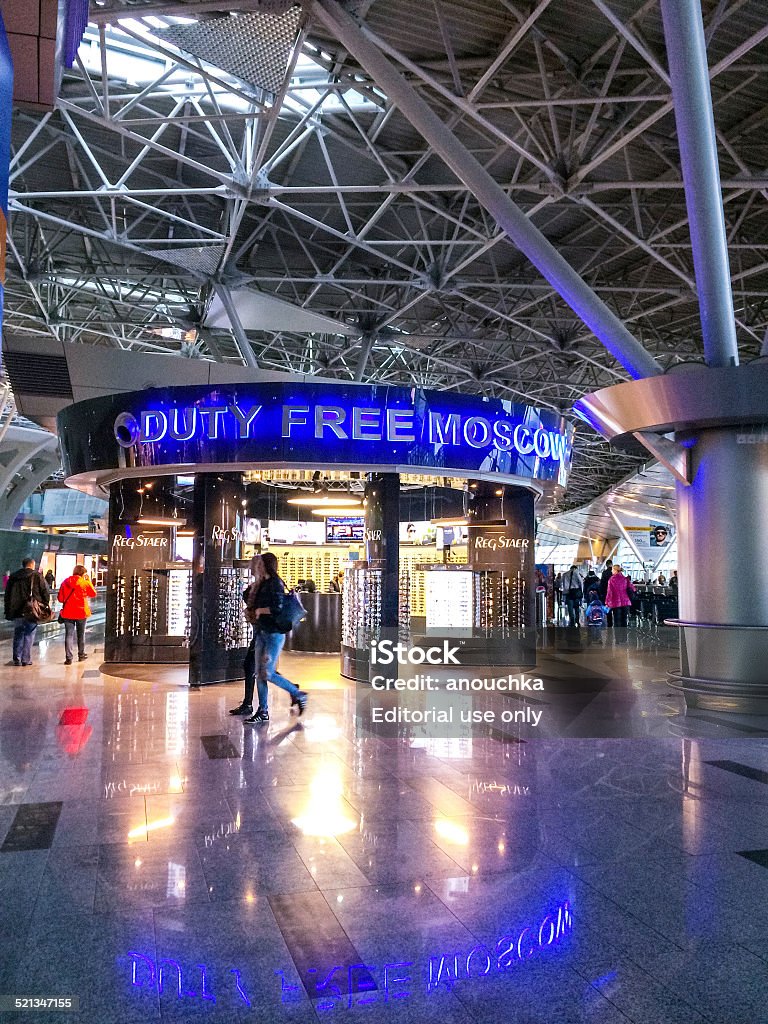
xmin=326 ymin=516 xmax=364 ymax=543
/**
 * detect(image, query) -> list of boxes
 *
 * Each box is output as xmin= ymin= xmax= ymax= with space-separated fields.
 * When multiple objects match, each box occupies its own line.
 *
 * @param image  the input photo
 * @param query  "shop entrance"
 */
xmin=57 ymin=379 xmax=573 ymax=687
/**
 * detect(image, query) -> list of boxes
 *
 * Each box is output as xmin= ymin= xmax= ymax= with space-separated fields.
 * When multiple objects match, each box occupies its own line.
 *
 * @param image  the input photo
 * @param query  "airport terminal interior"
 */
xmin=1 ymin=1 xmax=768 ymax=1022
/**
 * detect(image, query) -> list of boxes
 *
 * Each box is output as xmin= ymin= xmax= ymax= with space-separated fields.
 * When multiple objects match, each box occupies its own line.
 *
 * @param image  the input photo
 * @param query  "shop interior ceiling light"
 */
xmin=288 ymin=495 xmax=362 ymax=507
xmin=310 ymin=507 xmax=365 ymax=517
xmin=136 ymin=517 xmax=187 ymax=527
xmin=430 ymin=517 xmax=470 ymax=527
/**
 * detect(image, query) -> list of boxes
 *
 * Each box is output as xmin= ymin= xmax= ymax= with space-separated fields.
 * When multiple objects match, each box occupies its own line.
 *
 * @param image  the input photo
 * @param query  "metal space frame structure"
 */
xmin=6 ymin=0 xmax=768 ymax=508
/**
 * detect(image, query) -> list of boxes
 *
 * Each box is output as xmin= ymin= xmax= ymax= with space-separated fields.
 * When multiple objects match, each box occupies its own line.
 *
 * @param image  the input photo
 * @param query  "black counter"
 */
xmin=284 ymin=592 xmax=342 ymax=653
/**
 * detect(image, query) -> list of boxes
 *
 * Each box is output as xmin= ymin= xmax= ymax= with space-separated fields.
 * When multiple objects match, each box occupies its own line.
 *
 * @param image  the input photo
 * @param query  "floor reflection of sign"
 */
xmin=125 ymin=899 xmax=572 ymax=1010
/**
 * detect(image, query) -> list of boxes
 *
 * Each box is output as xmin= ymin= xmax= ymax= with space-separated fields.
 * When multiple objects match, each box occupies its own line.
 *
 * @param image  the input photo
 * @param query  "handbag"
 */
xmin=275 ymin=590 xmax=307 ymax=634
xmin=22 ymin=574 xmax=53 ymax=624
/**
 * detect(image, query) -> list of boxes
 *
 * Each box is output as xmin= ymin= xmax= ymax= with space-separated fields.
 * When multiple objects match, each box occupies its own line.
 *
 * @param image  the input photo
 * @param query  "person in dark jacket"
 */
xmin=244 ymin=552 xmax=307 ymax=725
xmin=4 ymin=558 xmax=51 ymax=667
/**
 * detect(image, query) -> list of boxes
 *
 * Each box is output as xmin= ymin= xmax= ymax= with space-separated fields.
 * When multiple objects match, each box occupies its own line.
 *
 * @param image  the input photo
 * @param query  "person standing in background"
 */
xmin=4 ymin=558 xmax=50 ymax=667
xmin=58 ymin=565 xmax=97 ymax=665
xmin=606 ymin=565 xmax=635 ymax=628
xmin=561 ymin=563 xmax=583 ymax=627
xmin=1 ymin=570 xmax=9 ymax=591
xmin=44 ymin=568 xmax=55 ymax=590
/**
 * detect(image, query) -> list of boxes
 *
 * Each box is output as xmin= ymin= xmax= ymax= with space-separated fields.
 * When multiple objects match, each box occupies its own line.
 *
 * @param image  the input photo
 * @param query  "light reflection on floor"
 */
xmin=0 ymin=630 xmax=767 ymax=1022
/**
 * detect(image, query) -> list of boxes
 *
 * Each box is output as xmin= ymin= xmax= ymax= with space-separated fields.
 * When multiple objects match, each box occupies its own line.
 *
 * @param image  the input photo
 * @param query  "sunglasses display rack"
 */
xmin=398 ymin=570 xmax=411 ymax=643
xmin=216 ymin=565 xmax=252 ymax=650
xmin=269 ymin=546 xmax=348 ymax=592
xmin=114 ymin=572 xmax=126 ymax=635
xmin=145 ymin=570 xmax=160 ymax=637
xmin=129 ymin=572 xmax=143 ymax=635
xmin=342 ymin=567 xmax=382 ymax=649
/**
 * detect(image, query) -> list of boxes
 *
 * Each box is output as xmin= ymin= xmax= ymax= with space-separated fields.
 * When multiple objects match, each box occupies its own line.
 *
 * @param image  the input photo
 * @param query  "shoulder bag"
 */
xmin=23 ymin=574 xmax=53 ymax=624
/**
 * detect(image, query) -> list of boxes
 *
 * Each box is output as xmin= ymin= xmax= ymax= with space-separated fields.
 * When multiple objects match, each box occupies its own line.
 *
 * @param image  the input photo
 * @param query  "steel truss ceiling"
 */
xmin=7 ymin=0 xmax=768 ymax=508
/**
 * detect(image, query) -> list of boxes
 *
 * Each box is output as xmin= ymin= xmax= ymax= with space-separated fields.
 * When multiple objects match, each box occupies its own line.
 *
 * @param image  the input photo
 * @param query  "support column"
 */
xmin=660 ymin=0 xmax=739 ymax=368
xmin=467 ymin=481 xmax=536 ymax=631
xmin=189 ymin=472 xmax=249 ymax=686
xmin=674 ymin=427 xmax=768 ymax=710
xmin=364 ymin=472 xmax=400 ymax=630
xmin=576 ymin=367 xmax=768 ymax=712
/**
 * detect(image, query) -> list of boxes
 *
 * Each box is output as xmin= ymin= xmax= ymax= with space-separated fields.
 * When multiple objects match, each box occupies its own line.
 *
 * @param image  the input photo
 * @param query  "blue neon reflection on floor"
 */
xmin=124 ymin=900 xmax=572 ymax=1012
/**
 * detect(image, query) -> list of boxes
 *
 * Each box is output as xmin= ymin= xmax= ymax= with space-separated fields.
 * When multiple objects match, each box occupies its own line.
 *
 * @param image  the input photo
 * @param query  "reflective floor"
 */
xmin=1 ymin=628 xmax=768 ymax=1022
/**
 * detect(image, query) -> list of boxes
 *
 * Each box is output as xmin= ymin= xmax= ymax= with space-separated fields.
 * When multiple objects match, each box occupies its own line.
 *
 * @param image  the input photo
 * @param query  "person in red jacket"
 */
xmin=605 ymin=564 xmax=635 ymax=628
xmin=58 ymin=565 xmax=97 ymax=665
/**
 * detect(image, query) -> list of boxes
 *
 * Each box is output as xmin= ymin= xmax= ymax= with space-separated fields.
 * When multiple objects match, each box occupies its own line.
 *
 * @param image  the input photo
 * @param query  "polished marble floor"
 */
xmin=1 ymin=626 xmax=768 ymax=1023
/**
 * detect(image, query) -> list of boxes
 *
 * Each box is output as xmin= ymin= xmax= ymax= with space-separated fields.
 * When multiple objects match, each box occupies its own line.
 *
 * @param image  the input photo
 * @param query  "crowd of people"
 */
xmin=554 ymin=560 xmax=678 ymax=628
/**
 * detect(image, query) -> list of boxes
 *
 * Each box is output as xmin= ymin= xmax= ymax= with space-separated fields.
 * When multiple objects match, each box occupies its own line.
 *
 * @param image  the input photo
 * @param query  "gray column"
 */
xmin=660 ymin=0 xmax=739 ymax=369
xmin=364 ymin=472 xmax=400 ymax=629
xmin=673 ymin=427 xmax=768 ymax=710
xmin=314 ymin=0 xmax=663 ymax=382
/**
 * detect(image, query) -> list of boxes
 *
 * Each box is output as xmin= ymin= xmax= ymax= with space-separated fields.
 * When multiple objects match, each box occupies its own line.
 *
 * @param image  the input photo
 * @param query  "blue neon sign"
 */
xmin=59 ymin=383 xmax=573 ymax=488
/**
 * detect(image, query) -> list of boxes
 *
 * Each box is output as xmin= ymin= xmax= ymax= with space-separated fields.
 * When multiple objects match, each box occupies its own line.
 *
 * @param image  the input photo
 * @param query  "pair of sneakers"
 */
xmin=229 ymin=691 xmax=308 ymax=722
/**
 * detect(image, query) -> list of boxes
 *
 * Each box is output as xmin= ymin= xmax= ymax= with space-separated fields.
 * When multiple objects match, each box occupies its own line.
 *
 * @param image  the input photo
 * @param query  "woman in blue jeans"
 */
xmin=231 ymin=552 xmax=307 ymax=724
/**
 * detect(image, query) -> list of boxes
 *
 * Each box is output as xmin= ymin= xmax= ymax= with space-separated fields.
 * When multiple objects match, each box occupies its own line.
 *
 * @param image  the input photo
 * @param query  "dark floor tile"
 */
xmin=1 ymin=801 xmax=63 ymax=852
xmin=738 ymin=848 xmax=768 ymax=869
xmin=706 ymin=759 xmax=768 ymax=785
xmin=269 ymin=891 xmax=375 ymax=1000
xmin=201 ymin=736 xmax=241 ymax=760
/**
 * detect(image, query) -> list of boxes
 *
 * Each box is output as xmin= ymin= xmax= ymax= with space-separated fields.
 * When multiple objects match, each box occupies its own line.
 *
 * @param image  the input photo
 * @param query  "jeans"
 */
xmin=12 ymin=618 xmax=37 ymax=665
xmin=254 ymin=631 xmax=299 ymax=712
xmin=565 ymin=595 xmax=581 ymax=627
xmin=611 ymin=606 xmax=628 ymax=628
xmin=63 ymin=618 xmax=86 ymax=660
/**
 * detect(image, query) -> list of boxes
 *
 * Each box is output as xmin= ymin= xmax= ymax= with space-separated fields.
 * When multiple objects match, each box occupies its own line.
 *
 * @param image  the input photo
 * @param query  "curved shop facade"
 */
xmin=59 ymin=380 xmax=573 ymax=685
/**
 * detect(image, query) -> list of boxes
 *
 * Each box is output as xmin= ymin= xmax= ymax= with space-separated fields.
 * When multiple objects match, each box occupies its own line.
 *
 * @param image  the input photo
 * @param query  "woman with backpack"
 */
xmin=230 ymin=553 xmax=307 ymax=724
xmin=605 ymin=564 xmax=635 ymax=628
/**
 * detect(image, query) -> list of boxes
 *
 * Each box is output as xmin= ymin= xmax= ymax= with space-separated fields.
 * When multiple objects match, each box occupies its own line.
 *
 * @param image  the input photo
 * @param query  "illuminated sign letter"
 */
xmin=140 ymin=410 xmax=168 ymax=442
xmin=492 ymin=419 xmax=514 ymax=451
xmin=513 ymin=424 xmax=534 ymax=455
xmin=229 ymin=402 xmax=262 ymax=438
xmin=282 ymin=405 xmax=309 ymax=438
xmin=198 ymin=407 xmax=226 ymax=439
xmin=463 ymin=416 xmax=491 ymax=449
xmin=387 ymin=408 xmax=415 ymax=442
xmin=315 ymin=406 xmax=348 ymax=439
xmin=352 ymin=407 xmax=383 ymax=441
xmin=549 ymin=432 xmax=568 ymax=463
xmin=168 ymin=407 xmax=197 ymax=442
xmin=533 ymin=428 xmax=551 ymax=459
xmin=428 ymin=411 xmax=460 ymax=445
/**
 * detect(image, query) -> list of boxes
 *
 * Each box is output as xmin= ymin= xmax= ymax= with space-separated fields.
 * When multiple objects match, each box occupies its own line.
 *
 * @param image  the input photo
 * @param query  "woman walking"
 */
xmin=58 ymin=565 xmax=97 ymax=664
xmin=230 ymin=553 xmax=308 ymax=722
xmin=230 ymin=555 xmax=267 ymax=717
xmin=605 ymin=564 xmax=635 ymax=629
